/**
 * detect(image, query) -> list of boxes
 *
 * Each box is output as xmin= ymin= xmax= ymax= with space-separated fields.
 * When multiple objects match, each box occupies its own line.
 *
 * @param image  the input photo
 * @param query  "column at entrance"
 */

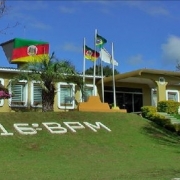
xmin=155 ymin=80 xmax=168 ymax=102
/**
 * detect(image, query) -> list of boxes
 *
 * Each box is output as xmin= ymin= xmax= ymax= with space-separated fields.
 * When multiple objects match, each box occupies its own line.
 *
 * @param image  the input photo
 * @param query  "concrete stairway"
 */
xmin=157 ymin=112 xmax=180 ymax=124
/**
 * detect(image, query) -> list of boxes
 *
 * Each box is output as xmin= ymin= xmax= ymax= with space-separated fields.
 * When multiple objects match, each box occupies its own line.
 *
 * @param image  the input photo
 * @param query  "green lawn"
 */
xmin=0 ymin=112 xmax=180 ymax=180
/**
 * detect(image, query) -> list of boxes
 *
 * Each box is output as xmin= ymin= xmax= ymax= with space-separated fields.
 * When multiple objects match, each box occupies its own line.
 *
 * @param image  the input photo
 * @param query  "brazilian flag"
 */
xmin=96 ymin=34 xmax=107 ymax=48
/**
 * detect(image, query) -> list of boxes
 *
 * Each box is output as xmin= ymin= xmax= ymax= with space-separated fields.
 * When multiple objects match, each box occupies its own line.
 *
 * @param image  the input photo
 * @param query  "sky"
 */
xmin=1 ymin=0 xmax=180 ymax=73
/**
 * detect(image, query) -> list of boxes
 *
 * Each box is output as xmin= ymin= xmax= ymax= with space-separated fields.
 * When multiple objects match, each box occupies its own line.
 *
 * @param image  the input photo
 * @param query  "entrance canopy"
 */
xmin=99 ymin=69 xmax=180 ymax=87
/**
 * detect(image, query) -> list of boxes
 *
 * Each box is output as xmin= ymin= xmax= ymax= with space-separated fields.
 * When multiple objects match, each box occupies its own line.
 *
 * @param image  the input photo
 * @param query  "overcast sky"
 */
xmin=1 ymin=0 xmax=180 ymax=73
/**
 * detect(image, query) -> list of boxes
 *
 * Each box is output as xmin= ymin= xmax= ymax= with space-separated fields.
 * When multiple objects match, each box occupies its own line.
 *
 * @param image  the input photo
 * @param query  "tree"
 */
xmin=10 ymin=53 xmax=83 ymax=112
xmin=0 ymin=0 xmax=19 ymax=34
xmin=176 ymin=60 xmax=180 ymax=71
xmin=85 ymin=64 xmax=120 ymax=77
xmin=0 ymin=0 xmax=6 ymax=18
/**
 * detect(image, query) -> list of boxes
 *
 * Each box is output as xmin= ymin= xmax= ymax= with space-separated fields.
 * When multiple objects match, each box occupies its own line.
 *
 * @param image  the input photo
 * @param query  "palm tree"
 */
xmin=10 ymin=53 xmax=83 ymax=112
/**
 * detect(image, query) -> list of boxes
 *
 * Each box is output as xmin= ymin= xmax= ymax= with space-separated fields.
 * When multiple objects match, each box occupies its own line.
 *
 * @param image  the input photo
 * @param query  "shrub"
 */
xmin=173 ymin=124 xmax=180 ymax=134
xmin=141 ymin=106 xmax=156 ymax=118
xmin=141 ymin=105 xmax=173 ymax=131
xmin=157 ymin=100 xmax=180 ymax=114
xmin=147 ymin=112 xmax=170 ymax=126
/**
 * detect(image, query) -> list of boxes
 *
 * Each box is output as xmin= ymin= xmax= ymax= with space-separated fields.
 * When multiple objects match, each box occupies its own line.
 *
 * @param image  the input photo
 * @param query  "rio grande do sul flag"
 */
xmin=84 ymin=45 xmax=100 ymax=61
xmin=0 ymin=38 xmax=49 ymax=64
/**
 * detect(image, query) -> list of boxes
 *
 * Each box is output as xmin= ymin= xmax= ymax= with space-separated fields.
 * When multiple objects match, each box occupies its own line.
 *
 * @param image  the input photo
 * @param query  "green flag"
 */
xmin=96 ymin=34 xmax=107 ymax=48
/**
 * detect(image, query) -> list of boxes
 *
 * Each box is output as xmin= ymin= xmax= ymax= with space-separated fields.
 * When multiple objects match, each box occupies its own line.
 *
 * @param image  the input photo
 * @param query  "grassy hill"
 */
xmin=0 ymin=112 xmax=180 ymax=180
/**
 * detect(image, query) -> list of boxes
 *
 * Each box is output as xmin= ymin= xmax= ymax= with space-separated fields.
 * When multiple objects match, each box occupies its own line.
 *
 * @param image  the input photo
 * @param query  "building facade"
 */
xmin=101 ymin=69 xmax=180 ymax=112
xmin=0 ymin=68 xmax=180 ymax=113
xmin=0 ymin=67 xmax=101 ymax=112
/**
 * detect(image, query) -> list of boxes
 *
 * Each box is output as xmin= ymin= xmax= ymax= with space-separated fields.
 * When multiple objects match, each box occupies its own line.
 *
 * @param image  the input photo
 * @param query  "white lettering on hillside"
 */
xmin=0 ymin=122 xmax=111 ymax=136
xmin=42 ymin=122 xmax=67 ymax=134
xmin=14 ymin=124 xmax=37 ymax=135
xmin=0 ymin=124 xmax=13 ymax=136
xmin=83 ymin=122 xmax=111 ymax=132
xmin=63 ymin=122 xmax=85 ymax=132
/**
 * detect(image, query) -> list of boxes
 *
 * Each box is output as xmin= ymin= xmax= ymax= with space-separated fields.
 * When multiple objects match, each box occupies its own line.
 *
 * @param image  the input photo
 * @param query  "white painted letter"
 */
xmin=83 ymin=122 xmax=111 ymax=132
xmin=63 ymin=122 xmax=85 ymax=132
xmin=14 ymin=123 xmax=37 ymax=135
xmin=0 ymin=124 xmax=13 ymax=136
xmin=42 ymin=122 xmax=67 ymax=134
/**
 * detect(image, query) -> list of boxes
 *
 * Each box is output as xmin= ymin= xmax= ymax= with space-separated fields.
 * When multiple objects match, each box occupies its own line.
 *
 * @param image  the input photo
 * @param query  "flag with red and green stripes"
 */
xmin=84 ymin=45 xmax=99 ymax=61
xmin=0 ymin=38 xmax=49 ymax=64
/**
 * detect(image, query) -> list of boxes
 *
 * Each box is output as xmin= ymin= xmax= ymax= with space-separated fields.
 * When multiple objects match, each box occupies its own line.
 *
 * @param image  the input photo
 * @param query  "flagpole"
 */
xmin=112 ymin=42 xmax=117 ymax=107
xmin=82 ymin=38 xmax=86 ymax=102
xmin=83 ymin=37 xmax=86 ymax=83
xmin=93 ymin=59 xmax=96 ymax=96
xmin=100 ymin=49 xmax=104 ymax=102
xmin=93 ymin=29 xmax=98 ymax=96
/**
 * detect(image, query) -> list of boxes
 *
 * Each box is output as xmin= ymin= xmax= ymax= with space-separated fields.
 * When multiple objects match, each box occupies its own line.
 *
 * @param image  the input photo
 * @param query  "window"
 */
xmin=82 ymin=84 xmax=97 ymax=102
xmin=151 ymin=88 xmax=157 ymax=107
xmin=57 ymin=82 xmax=75 ymax=109
xmin=31 ymin=82 xmax=42 ymax=107
xmin=0 ymin=78 xmax=4 ymax=107
xmin=166 ymin=90 xmax=179 ymax=102
xmin=9 ymin=80 xmax=28 ymax=107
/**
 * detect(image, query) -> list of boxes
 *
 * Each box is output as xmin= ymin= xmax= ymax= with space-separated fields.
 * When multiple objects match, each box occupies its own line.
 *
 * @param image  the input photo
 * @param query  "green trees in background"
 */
xmin=85 ymin=65 xmax=119 ymax=77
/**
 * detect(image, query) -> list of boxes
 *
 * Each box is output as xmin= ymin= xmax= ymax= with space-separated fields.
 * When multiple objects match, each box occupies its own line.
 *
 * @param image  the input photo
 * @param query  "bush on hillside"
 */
xmin=157 ymin=100 xmax=180 ymax=114
xmin=146 ymin=112 xmax=170 ymax=126
xmin=141 ymin=105 xmax=172 ymax=131
xmin=141 ymin=106 xmax=157 ymax=118
xmin=165 ymin=122 xmax=177 ymax=133
xmin=172 ymin=123 xmax=180 ymax=134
